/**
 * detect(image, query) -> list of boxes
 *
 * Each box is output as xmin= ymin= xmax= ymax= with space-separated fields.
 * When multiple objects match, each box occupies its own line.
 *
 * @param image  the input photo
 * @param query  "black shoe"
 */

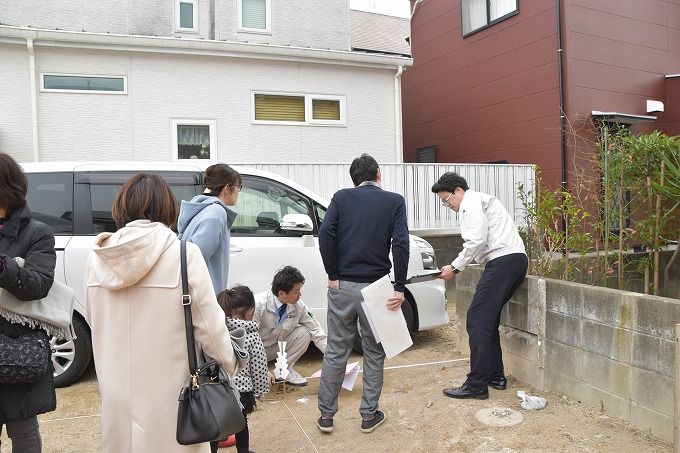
xmin=489 ymin=376 xmax=507 ymax=391
xmin=443 ymin=383 xmax=489 ymax=399
xmin=317 ymin=416 xmax=333 ymax=433
xmin=361 ymin=410 xmax=386 ymax=433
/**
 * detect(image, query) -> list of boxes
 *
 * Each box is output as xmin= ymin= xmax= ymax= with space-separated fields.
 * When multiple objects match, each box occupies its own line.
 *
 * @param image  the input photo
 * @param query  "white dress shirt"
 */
xmin=452 ymin=190 xmax=526 ymax=271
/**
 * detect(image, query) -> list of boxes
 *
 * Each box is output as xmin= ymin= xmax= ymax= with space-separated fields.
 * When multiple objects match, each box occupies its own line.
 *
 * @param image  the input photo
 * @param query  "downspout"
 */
xmin=27 ymin=38 xmax=40 ymax=162
xmin=557 ymin=0 xmax=567 ymax=192
xmin=214 ymin=0 xmax=220 ymax=40
xmin=394 ymin=65 xmax=404 ymax=163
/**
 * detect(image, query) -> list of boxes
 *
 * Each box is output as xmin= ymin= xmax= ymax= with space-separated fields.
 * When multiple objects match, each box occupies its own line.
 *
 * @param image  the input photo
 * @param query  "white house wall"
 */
xmin=1 ymin=43 xmax=397 ymax=163
xmin=216 ymin=0 xmax=349 ymax=50
xmin=0 ymin=45 xmax=34 ymax=162
xmin=2 ymin=0 xmax=348 ymax=49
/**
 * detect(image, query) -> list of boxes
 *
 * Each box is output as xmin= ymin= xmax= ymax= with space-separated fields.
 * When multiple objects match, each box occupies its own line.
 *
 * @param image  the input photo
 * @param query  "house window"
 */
xmin=238 ymin=0 xmax=271 ymax=33
xmin=41 ymin=74 xmax=126 ymax=94
xmin=253 ymin=93 xmax=346 ymax=126
xmin=172 ymin=119 xmax=216 ymax=160
xmin=462 ymin=0 xmax=518 ymax=36
xmin=176 ymin=0 xmax=198 ymax=32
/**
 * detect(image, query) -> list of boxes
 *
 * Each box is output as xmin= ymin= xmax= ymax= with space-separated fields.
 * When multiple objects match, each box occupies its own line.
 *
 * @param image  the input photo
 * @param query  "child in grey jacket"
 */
xmin=217 ymin=286 xmax=270 ymax=453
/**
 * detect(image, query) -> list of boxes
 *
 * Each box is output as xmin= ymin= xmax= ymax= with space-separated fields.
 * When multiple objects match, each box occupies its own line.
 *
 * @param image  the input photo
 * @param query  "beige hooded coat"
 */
xmin=86 ymin=220 xmax=238 ymax=453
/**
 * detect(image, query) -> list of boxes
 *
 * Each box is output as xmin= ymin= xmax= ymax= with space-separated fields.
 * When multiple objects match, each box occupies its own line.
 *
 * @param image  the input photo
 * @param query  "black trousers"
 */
xmin=465 ymin=253 xmax=528 ymax=388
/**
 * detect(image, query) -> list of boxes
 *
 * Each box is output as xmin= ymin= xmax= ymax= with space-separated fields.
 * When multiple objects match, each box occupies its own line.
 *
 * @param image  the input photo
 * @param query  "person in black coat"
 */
xmin=0 ymin=153 xmax=57 ymax=453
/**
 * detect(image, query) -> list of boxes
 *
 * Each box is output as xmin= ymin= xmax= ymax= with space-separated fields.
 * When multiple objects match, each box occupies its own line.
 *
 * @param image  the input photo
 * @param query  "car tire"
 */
xmin=52 ymin=316 xmax=93 ymax=387
xmin=353 ymin=297 xmax=416 ymax=354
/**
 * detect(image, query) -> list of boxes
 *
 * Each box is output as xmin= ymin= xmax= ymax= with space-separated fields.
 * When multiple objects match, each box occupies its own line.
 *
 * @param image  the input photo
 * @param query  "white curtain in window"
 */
xmin=490 ymin=0 xmax=517 ymax=21
xmin=242 ymin=0 xmax=266 ymax=29
xmin=177 ymin=125 xmax=210 ymax=145
xmin=462 ymin=0 xmax=487 ymax=35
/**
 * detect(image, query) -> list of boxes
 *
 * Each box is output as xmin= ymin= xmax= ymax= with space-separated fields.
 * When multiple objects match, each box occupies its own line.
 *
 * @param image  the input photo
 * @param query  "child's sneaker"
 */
xmin=361 ymin=410 xmax=385 ymax=433
xmin=316 ymin=416 xmax=333 ymax=433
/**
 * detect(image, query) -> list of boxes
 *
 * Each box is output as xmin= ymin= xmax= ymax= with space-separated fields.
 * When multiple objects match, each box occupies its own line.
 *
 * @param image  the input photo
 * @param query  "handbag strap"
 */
xmin=180 ymin=240 xmax=199 ymax=378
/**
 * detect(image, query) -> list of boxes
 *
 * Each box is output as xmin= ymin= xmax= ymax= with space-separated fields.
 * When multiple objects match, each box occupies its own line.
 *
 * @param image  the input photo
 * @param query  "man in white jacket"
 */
xmin=432 ymin=172 xmax=527 ymax=400
xmin=254 ymin=266 xmax=327 ymax=386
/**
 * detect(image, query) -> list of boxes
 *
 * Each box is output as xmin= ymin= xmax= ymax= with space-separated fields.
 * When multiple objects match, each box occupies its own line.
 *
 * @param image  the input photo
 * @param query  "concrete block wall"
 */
xmin=453 ymin=265 xmax=680 ymax=442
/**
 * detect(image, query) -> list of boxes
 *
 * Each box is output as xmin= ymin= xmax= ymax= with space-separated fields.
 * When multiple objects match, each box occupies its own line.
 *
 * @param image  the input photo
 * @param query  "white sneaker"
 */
xmin=285 ymin=368 xmax=308 ymax=386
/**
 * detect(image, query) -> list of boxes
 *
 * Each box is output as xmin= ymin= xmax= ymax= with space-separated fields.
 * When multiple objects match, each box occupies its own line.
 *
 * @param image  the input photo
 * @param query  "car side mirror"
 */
xmin=280 ymin=214 xmax=314 ymax=232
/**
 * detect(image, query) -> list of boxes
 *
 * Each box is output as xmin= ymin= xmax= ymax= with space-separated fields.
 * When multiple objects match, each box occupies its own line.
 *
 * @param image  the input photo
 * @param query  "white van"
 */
xmin=22 ymin=162 xmax=448 ymax=386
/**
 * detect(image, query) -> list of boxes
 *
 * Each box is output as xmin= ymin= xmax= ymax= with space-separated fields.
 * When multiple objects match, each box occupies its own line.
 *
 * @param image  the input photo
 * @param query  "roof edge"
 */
xmin=0 ymin=25 xmax=413 ymax=69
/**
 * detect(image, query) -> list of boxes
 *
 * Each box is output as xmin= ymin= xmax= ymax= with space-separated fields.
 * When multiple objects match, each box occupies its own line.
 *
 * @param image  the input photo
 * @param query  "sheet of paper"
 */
xmin=310 ymin=361 xmax=361 ymax=392
xmin=342 ymin=362 xmax=361 ymax=391
xmin=360 ymin=275 xmax=413 ymax=359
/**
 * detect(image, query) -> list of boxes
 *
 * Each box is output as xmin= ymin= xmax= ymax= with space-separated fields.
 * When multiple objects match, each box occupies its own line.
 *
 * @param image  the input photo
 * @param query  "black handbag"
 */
xmin=0 ymin=329 xmax=51 ymax=384
xmin=176 ymin=240 xmax=246 ymax=445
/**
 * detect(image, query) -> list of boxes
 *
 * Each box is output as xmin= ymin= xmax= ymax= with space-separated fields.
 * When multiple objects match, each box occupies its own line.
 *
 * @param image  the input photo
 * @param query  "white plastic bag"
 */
xmin=517 ymin=390 xmax=547 ymax=410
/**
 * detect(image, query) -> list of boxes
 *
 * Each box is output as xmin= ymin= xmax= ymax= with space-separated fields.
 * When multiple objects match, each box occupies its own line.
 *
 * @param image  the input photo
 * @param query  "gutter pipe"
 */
xmin=557 ymin=0 xmax=567 ymax=192
xmin=27 ymin=38 xmax=39 ymax=162
xmin=394 ymin=65 xmax=404 ymax=162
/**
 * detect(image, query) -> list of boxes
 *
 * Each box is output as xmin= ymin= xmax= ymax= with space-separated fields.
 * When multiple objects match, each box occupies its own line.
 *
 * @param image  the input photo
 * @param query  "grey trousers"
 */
xmin=264 ymin=325 xmax=312 ymax=369
xmin=318 ymin=281 xmax=385 ymax=418
xmin=1 ymin=416 xmax=42 ymax=453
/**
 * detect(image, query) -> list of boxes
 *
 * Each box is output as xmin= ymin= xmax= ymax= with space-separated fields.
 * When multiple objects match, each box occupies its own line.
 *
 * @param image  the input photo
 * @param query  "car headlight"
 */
xmin=413 ymin=237 xmax=437 ymax=270
xmin=421 ymin=251 xmax=437 ymax=270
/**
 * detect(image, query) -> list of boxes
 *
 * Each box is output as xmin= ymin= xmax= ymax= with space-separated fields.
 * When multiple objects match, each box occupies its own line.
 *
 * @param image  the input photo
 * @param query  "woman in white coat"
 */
xmin=86 ymin=174 xmax=240 ymax=453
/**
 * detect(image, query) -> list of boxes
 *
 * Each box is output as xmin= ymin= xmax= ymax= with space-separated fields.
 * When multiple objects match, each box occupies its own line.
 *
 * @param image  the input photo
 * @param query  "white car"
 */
xmin=22 ymin=161 xmax=448 ymax=386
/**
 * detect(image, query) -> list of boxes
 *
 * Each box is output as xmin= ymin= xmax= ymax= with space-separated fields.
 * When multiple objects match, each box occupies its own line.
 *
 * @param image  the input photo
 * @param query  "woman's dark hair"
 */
xmin=431 ymin=172 xmax=469 ymax=194
xmin=204 ymin=164 xmax=242 ymax=197
xmin=112 ymin=173 xmax=178 ymax=229
xmin=271 ymin=266 xmax=305 ymax=295
xmin=217 ymin=285 xmax=255 ymax=318
xmin=0 ymin=153 xmax=28 ymax=212
xmin=349 ymin=154 xmax=379 ymax=186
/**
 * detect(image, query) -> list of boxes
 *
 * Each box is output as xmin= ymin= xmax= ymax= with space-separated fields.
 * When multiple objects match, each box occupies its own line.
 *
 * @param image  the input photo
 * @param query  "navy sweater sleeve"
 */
xmin=318 ymin=195 xmax=339 ymax=280
xmin=391 ymin=197 xmax=409 ymax=292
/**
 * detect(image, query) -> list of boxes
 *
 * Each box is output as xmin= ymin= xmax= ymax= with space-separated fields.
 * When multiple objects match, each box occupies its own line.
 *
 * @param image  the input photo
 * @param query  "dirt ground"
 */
xmin=1 ymin=303 xmax=672 ymax=453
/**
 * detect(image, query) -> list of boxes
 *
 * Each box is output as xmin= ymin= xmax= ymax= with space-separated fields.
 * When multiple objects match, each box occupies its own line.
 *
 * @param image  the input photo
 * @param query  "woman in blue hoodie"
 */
xmin=177 ymin=163 xmax=241 ymax=298
xmin=177 ymin=164 xmax=242 ymax=453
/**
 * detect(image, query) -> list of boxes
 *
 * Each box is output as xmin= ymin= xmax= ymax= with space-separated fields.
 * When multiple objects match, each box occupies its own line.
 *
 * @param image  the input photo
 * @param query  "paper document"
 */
xmin=311 ymin=361 xmax=362 ymax=391
xmin=360 ymin=275 xmax=413 ymax=359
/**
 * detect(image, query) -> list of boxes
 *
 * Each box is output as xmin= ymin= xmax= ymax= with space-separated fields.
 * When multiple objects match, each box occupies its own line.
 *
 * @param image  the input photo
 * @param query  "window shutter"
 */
xmin=312 ymin=99 xmax=341 ymax=121
xmin=242 ymin=0 xmax=266 ymax=29
xmin=255 ymin=95 xmax=305 ymax=121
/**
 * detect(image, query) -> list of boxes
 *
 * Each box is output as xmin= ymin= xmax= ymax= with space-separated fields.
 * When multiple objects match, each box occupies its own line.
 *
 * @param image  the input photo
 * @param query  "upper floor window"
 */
xmin=176 ymin=0 xmax=198 ymax=32
xmin=238 ymin=0 xmax=271 ymax=33
xmin=462 ymin=0 xmax=518 ymax=36
xmin=253 ymin=92 xmax=346 ymax=126
xmin=41 ymin=74 xmax=126 ymax=94
xmin=172 ymin=119 xmax=216 ymax=161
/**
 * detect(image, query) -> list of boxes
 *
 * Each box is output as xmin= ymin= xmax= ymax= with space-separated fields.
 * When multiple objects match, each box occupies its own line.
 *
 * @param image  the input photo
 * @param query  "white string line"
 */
xmin=384 ymin=357 xmax=470 ymax=371
xmin=40 ymin=414 xmax=101 ymax=423
xmin=282 ymin=400 xmax=321 ymax=453
xmin=304 ymin=357 xmax=470 ymax=378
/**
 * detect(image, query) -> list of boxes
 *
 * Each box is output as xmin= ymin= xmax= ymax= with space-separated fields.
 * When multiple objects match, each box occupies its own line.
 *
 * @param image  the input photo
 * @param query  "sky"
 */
xmin=349 ymin=0 xmax=411 ymax=18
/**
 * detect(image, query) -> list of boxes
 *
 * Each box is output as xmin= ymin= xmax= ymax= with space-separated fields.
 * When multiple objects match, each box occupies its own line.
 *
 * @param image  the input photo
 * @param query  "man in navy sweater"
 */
xmin=316 ymin=154 xmax=409 ymax=434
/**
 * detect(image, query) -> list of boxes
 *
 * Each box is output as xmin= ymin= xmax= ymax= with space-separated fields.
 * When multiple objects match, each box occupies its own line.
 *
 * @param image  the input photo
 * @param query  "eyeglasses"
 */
xmin=440 ymin=192 xmax=453 ymax=207
xmin=229 ymin=184 xmax=243 ymax=192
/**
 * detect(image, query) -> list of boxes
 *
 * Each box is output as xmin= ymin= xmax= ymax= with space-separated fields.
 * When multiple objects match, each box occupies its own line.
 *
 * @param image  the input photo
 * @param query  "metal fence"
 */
xmin=240 ymin=163 xmax=536 ymax=231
